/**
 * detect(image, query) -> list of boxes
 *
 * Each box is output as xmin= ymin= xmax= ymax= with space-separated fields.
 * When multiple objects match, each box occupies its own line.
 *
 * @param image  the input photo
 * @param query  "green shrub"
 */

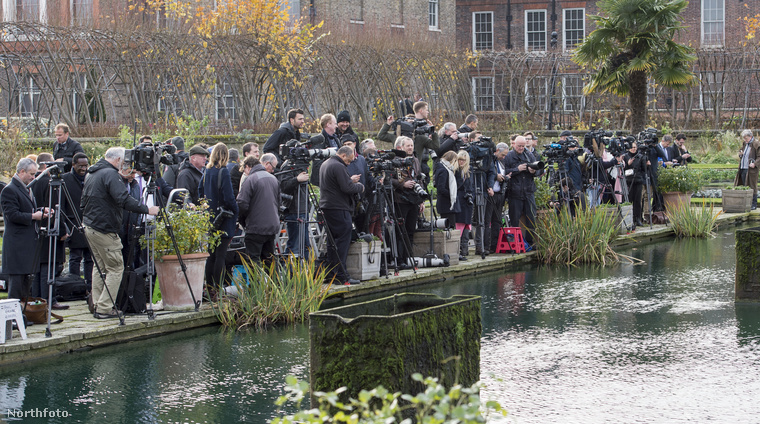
xmin=657 ymin=166 xmax=704 ymax=193
xmin=143 ymin=201 xmax=222 ymax=257
xmin=535 ymin=206 xmax=620 ymax=265
xmin=667 ymin=200 xmax=721 ymax=238
xmin=271 ymin=374 xmax=507 ymax=424
xmin=213 ymin=255 xmax=332 ymax=330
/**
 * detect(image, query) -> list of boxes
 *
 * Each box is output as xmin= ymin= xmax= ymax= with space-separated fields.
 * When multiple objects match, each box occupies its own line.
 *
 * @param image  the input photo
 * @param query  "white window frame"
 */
xmin=700 ymin=71 xmax=723 ymax=110
xmin=525 ymin=77 xmax=548 ymax=112
xmin=561 ymin=75 xmax=584 ymax=112
xmin=4 ymin=0 xmax=46 ymax=23
xmin=70 ymin=0 xmax=92 ymax=27
xmin=701 ymin=0 xmax=724 ymax=47
xmin=71 ymin=73 xmax=87 ymax=115
xmin=472 ymin=11 xmax=493 ymax=51
xmin=429 ymin=0 xmax=439 ymax=30
xmin=563 ymin=8 xmax=585 ymax=51
xmin=19 ymin=76 xmax=40 ymax=117
xmin=472 ymin=77 xmax=494 ymax=111
xmin=215 ymin=81 xmax=237 ymax=121
xmin=525 ymin=10 xmax=547 ymax=52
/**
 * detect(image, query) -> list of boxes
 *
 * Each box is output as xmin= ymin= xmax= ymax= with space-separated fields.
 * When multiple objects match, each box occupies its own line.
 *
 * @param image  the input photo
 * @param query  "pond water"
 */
xmin=2 ymin=227 xmax=760 ymax=423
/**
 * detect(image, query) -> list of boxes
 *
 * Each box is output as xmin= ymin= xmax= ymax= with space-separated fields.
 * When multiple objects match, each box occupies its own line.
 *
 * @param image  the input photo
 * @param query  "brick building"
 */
xmin=296 ymin=0 xmax=456 ymax=43
xmin=454 ymin=0 xmax=760 ymax=129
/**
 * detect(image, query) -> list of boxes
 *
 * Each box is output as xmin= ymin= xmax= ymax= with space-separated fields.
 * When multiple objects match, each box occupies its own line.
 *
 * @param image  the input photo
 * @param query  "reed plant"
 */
xmin=213 ymin=255 xmax=333 ymax=330
xmin=667 ymin=199 xmax=722 ymax=238
xmin=535 ymin=206 xmax=620 ymax=265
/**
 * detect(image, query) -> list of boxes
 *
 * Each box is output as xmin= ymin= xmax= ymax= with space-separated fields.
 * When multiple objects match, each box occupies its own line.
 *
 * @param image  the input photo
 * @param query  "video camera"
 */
xmin=411 ymin=118 xmax=435 ymax=136
xmin=460 ymin=137 xmax=495 ymax=172
xmin=367 ymin=150 xmax=415 ymax=175
xmin=39 ymin=161 xmax=68 ymax=179
xmin=279 ymin=139 xmax=337 ymax=163
xmin=541 ymin=137 xmax=583 ymax=163
xmin=124 ymin=142 xmax=178 ymax=174
xmin=391 ymin=117 xmax=435 ymax=137
xmin=583 ymin=129 xmax=613 ymax=151
xmin=607 ymin=133 xmax=636 ymax=157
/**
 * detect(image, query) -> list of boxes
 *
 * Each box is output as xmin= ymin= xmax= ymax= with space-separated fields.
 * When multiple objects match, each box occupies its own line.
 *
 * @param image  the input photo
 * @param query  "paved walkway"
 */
xmin=0 ymin=208 xmax=756 ymax=366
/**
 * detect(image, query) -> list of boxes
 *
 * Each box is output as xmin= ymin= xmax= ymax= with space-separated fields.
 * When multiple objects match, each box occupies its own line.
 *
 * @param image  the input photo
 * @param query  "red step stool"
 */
xmin=494 ymin=227 xmax=525 ymax=253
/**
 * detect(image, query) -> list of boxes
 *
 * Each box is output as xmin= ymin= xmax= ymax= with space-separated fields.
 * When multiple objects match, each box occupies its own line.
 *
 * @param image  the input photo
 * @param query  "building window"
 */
xmin=472 ymin=12 xmax=493 ymax=51
xmin=472 ymin=77 xmax=494 ymax=111
xmin=71 ymin=0 xmax=92 ymax=27
xmin=71 ymin=73 xmax=87 ymax=116
xmin=15 ymin=0 xmax=44 ymax=22
xmin=525 ymin=77 xmax=548 ymax=112
xmin=700 ymin=71 xmax=723 ymax=110
xmin=429 ymin=0 xmax=438 ymax=30
xmin=701 ymin=0 xmax=724 ymax=47
xmin=563 ymin=8 xmax=585 ymax=51
xmin=525 ymin=10 xmax=546 ymax=52
xmin=19 ymin=76 xmax=41 ymax=117
xmin=562 ymin=75 xmax=584 ymax=111
xmin=216 ymin=82 xmax=237 ymax=121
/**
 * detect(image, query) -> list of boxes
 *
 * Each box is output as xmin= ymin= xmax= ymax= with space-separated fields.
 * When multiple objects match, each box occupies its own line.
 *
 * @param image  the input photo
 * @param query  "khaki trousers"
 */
xmin=84 ymin=227 xmax=124 ymax=314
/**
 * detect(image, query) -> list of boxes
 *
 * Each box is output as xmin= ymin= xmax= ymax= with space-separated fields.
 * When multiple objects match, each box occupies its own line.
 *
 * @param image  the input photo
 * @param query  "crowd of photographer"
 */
xmin=4 ymin=112 xmax=758 ymax=317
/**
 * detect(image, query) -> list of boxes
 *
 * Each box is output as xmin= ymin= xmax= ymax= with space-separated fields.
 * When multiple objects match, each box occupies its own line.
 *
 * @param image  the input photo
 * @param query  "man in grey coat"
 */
xmin=237 ymin=153 xmax=280 ymax=264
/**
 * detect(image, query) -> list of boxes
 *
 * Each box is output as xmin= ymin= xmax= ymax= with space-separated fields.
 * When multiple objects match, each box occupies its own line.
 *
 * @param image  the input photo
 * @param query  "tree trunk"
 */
xmin=629 ymin=70 xmax=648 ymax=133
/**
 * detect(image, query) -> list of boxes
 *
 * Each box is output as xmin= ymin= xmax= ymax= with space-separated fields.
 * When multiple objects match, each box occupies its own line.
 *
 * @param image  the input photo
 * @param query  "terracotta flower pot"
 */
xmin=155 ymin=252 xmax=209 ymax=310
xmin=663 ymin=191 xmax=692 ymax=212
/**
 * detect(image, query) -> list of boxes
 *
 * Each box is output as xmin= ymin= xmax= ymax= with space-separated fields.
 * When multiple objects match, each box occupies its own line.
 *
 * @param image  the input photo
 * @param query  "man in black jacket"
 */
xmin=63 ymin=153 xmax=93 ymax=288
xmin=436 ymin=122 xmax=461 ymax=157
xmin=53 ymin=123 xmax=85 ymax=173
xmin=319 ymin=146 xmax=364 ymax=285
xmin=504 ymin=136 xmax=543 ymax=248
xmin=459 ymin=114 xmax=478 ymax=135
xmin=263 ymin=108 xmax=304 ymax=163
xmin=176 ymin=144 xmax=209 ymax=204
xmin=308 ymin=113 xmax=342 ymax=186
xmin=336 ymin=110 xmax=357 ymax=138
xmin=82 ymin=147 xmax=159 ymax=319
xmin=1 ymin=158 xmax=48 ymax=303
xmin=485 ymin=143 xmax=511 ymax=253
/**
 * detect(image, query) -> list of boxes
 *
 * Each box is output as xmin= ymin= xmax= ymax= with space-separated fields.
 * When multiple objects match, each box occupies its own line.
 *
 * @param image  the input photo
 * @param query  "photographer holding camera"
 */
xmin=436 ymin=122 xmax=461 ymax=158
xmin=392 ymin=136 xmax=425 ymax=269
xmin=505 ymin=136 xmax=543 ymax=248
xmin=309 ymin=113 xmax=342 ymax=186
xmin=736 ymin=129 xmax=760 ymax=210
xmin=485 ymin=143 xmax=511 ymax=253
xmin=199 ymin=143 xmax=239 ymax=294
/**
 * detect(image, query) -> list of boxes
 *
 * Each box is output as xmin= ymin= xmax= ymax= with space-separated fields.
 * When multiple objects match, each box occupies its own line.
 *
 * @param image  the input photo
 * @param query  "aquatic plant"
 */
xmin=271 ymin=374 xmax=507 ymax=424
xmin=667 ymin=199 xmax=722 ymax=238
xmin=213 ymin=255 xmax=332 ymax=330
xmin=535 ymin=206 xmax=621 ymax=265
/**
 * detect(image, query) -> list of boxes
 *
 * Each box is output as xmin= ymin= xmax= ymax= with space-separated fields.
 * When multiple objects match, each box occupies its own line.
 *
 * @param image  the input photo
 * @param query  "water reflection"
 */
xmin=2 ymin=229 xmax=760 ymax=422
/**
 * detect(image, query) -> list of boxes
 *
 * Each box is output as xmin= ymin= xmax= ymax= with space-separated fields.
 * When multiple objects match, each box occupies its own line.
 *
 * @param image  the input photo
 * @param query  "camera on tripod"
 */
xmin=607 ymin=134 xmax=635 ymax=157
xmin=279 ymin=139 xmax=337 ymax=163
xmin=541 ymin=137 xmax=582 ymax=163
xmin=367 ymin=150 xmax=414 ymax=175
xmin=584 ymin=129 xmax=614 ymax=151
xmin=39 ymin=161 xmax=68 ymax=179
xmin=124 ymin=142 xmax=178 ymax=174
xmin=459 ymin=137 xmax=494 ymax=172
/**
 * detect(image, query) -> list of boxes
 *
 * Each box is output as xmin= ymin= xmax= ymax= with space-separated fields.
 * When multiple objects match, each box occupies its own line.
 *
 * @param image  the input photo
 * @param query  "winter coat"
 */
xmin=263 ymin=121 xmax=301 ymax=163
xmin=63 ymin=170 xmax=88 ymax=249
xmin=504 ymin=149 xmax=542 ymax=201
xmin=199 ymin=166 xmax=239 ymax=238
xmin=81 ymin=158 xmax=148 ymax=234
xmin=175 ymin=159 xmax=204 ymax=204
xmin=237 ymin=164 xmax=280 ymax=236
xmin=319 ymin=155 xmax=364 ymax=212
xmin=0 ymin=177 xmax=40 ymax=274
xmin=53 ymin=137 xmax=85 ymax=172
xmin=434 ymin=160 xmax=462 ymax=215
xmin=456 ymin=171 xmax=474 ymax=225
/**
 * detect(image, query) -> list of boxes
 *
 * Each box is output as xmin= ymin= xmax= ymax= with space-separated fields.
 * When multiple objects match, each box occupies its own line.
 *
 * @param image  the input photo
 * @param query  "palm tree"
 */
xmin=572 ymin=0 xmax=696 ymax=133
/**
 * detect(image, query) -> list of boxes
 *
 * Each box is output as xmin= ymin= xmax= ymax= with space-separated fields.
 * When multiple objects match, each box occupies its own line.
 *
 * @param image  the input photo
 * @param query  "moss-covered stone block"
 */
xmin=736 ymin=226 xmax=760 ymax=301
xmin=309 ymin=293 xmax=481 ymax=402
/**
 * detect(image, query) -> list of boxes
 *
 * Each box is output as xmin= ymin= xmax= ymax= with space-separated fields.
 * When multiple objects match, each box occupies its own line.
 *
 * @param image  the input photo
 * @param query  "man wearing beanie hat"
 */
xmin=336 ymin=110 xmax=356 ymax=138
xmin=559 ymin=130 xmax=573 ymax=141
xmin=176 ymin=144 xmax=208 ymax=204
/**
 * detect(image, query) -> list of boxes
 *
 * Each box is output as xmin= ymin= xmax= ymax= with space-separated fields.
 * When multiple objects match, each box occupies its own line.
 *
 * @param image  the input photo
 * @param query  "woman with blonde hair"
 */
xmin=455 ymin=150 xmax=474 ymax=260
xmin=198 ymin=143 xmax=239 ymax=297
xmin=433 ymin=150 xmax=461 ymax=231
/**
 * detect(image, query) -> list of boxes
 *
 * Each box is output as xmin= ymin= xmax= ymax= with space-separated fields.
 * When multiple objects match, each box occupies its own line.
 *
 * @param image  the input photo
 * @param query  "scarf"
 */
xmin=442 ymin=160 xmax=458 ymax=208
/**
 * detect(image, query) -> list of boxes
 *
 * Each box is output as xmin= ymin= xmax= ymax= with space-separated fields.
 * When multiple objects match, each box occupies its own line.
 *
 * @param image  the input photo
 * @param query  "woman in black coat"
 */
xmin=199 ymin=143 xmax=239 ymax=294
xmin=433 ymin=151 xmax=461 ymax=229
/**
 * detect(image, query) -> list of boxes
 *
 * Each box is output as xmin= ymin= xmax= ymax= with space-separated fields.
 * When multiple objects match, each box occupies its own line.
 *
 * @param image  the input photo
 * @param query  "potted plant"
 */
xmin=657 ymin=166 xmax=703 ymax=212
xmin=721 ymin=184 xmax=754 ymax=213
xmin=143 ymin=201 xmax=222 ymax=310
